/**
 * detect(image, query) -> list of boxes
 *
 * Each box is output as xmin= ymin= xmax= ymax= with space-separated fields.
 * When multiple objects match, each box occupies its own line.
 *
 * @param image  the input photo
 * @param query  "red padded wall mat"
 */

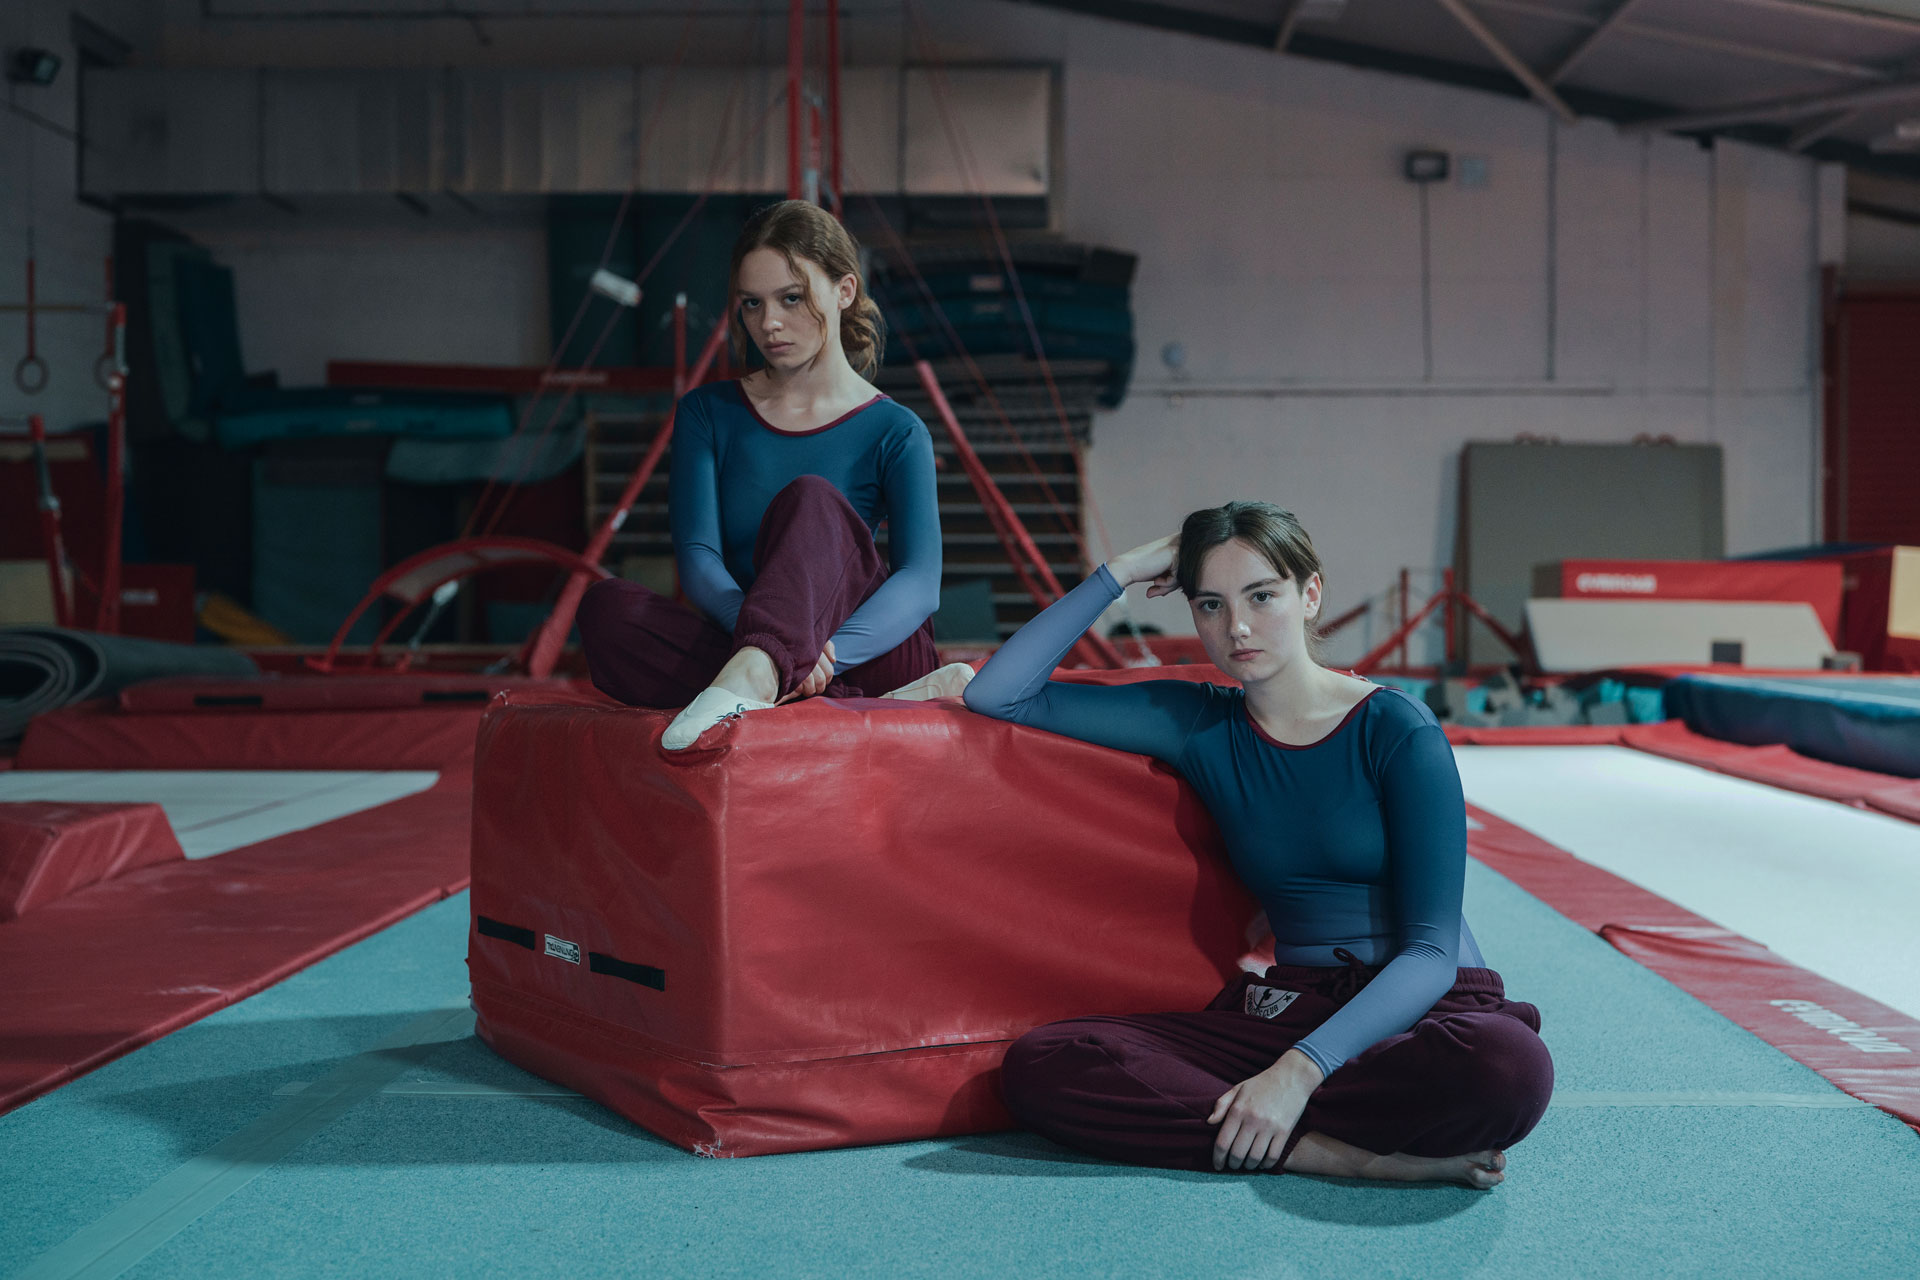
xmin=0 ymin=774 xmax=472 ymax=1114
xmin=1466 ymin=804 xmax=1920 ymax=1130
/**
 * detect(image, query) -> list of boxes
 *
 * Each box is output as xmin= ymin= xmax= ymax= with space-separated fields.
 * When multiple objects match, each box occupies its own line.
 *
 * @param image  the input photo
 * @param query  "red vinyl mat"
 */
xmin=1466 ymin=803 xmax=1920 ymax=1130
xmin=0 ymin=693 xmax=493 ymax=1114
xmin=0 ymin=774 xmax=472 ymax=1114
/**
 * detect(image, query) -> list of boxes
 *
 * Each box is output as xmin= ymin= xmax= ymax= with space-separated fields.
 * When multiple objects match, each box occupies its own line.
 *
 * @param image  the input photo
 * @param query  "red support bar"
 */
xmin=1351 ymin=591 xmax=1451 ymax=676
xmin=523 ymin=316 xmax=731 ymax=678
xmin=26 ymin=414 xmax=73 ymax=629
xmin=1443 ymin=567 xmax=1458 ymax=667
xmin=1316 ymin=597 xmax=1370 ymax=638
xmin=915 ymin=360 xmax=1124 ymax=669
xmin=787 ymin=0 xmax=806 ymax=202
xmin=826 ymin=0 xmax=843 ymax=214
xmin=1397 ymin=566 xmax=1410 ymax=669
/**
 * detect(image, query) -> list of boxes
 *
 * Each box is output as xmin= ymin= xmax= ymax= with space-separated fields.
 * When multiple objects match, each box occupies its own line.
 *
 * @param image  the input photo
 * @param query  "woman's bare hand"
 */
xmin=1207 ymin=1049 xmax=1324 ymax=1172
xmin=781 ymin=639 xmax=836 ymax=704
xmin=1109 ymin=534 xmax=1181 ymax=598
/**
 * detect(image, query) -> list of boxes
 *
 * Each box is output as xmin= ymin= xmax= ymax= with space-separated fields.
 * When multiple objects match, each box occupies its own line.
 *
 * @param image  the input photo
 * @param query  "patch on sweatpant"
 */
xmin=1244 ymin=986 xmax=1302 ymax=1019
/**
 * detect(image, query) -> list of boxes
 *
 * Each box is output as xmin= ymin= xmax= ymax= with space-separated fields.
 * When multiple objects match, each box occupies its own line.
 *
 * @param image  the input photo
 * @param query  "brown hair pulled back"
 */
xmin=728 ymin=200 xmax=885 ymax=376
xmin=1175 ymin=501 xmax=1328 ymax=655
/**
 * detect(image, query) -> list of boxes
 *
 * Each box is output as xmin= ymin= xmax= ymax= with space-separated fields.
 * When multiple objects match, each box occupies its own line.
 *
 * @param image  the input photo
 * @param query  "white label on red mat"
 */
xmin=544 ymin=935 xmax=582 ymax=965
xmin=1771 ymin=1000 xmax=1912 ymax=1053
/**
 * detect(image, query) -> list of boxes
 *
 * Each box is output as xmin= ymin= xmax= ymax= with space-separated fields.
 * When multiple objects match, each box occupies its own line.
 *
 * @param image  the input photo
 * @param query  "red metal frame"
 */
xmin=520 ymin=316 xmax=731 ymax=678
xmin=827 ymin=0 xmax=843 ymax=214
xmin=308 ymin=537 xmax=613 ymax=674
xmin=24 ymin=414 xmax=73 ymax=628
xmin=914 ymin=360 xmax=1125 ymax=670
xmin=5 ymin=275 xmax=127 ymax=633
xmin=787 ymin=0 xmax=806 ymax=201
xmin=1350 ymin=573 xmax=1531 ymax=676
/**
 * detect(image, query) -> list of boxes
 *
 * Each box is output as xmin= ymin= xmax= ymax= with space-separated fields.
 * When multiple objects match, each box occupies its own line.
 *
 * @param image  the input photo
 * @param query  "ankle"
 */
xmin=716 ymin=646 xmax=780 ymax=702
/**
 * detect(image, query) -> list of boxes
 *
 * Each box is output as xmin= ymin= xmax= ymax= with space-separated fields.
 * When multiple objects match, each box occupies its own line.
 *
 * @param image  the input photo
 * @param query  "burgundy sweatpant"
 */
xmin=1000 ymin=960 xmax=1553 ymax=1172
xmin=577 ymin=475 xmax=938 ymax=707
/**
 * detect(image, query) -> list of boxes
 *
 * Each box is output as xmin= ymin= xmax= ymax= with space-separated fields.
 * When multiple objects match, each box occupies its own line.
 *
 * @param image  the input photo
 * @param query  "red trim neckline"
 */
xmin=1243 ymin=685 xmax=1383 ymax=751
xmin=735 ymin=381 xmax=888 ymax=437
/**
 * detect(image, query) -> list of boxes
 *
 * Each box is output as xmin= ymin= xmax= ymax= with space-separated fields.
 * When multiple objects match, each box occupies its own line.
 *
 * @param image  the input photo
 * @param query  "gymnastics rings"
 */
xmin=13 ymin=353 xmax=50 ymax=395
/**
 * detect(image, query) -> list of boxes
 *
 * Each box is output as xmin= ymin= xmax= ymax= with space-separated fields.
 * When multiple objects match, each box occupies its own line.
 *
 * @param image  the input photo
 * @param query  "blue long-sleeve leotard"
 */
xmin=963 ymin=564 xmax=1485 ymax=1078
xmin=667 ymin=381 xmax=941 ymax=670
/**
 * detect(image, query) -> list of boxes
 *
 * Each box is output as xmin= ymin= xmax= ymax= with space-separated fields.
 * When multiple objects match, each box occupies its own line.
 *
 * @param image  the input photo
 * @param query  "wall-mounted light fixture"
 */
xmin=7 ymin=47 xmax=62 ymax=87
xmin=1403 ymin=149 xmax=1450 ymax=184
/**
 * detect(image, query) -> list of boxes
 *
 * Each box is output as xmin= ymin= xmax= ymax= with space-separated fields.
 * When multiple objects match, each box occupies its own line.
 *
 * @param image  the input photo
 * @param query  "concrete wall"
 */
xmin=40 ymin=1 xmax=1830 ymax=664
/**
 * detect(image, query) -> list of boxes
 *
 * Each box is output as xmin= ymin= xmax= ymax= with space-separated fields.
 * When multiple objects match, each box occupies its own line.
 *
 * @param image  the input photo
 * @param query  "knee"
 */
xmin=1430 ymin=1014 xmax=1556 ymax=1131
xmin=769 ymin=474 xmax=851 ymax=514
xmin=1000 ymin=1021 xmax=1105 ymax=1119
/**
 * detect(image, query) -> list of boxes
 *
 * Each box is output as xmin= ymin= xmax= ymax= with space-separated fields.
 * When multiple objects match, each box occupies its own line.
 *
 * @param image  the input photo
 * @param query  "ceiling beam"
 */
xmin=1274 ymin=0 xmax=1306 ymax=53
xmin=1787 ymin=109 xmax=1861 ymax=152
xmin=1431 ymin=0 xmax=1577 ymax=122
xmin=1629 ymin=78 xmax=1920 ymax=133
xmin=1480 ymin=0 xmax=1893 ymax=84
xmin=1544 ymin=0 xmax=1649 ymax=86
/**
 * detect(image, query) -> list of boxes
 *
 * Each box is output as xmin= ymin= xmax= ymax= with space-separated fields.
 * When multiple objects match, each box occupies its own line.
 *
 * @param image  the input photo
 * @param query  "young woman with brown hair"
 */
xmin=963 ymin=502 xmax=1553 ymax=1187
xmin=577 ymin=200 xmax=969 ymax=747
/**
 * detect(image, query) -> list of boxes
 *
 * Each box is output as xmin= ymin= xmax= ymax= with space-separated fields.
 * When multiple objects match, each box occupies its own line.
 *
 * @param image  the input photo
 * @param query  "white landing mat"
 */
xmin=0 ymin=771 xmax=440 ymax=860
xmin=1454 ymin=746 xmax=1920 ymax=1022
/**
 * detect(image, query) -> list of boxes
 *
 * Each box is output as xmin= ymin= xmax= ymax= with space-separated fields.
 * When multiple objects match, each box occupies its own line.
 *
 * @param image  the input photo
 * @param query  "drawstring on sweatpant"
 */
xmin=1328 ymin=948 xmax=1373 ymax=1003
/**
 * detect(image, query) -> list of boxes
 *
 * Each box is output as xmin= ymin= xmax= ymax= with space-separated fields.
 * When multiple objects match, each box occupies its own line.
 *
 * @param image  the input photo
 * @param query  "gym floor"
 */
xmin=5 ymin=781 xmax=1918 ymax=1280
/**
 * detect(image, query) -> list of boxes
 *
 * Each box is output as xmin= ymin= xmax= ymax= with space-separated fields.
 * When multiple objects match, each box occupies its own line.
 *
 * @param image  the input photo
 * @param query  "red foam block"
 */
xmin=469 ymin=673 xmax=1263 ymax=1158
xmin=0 ymin=802 xmax=184 ymax=922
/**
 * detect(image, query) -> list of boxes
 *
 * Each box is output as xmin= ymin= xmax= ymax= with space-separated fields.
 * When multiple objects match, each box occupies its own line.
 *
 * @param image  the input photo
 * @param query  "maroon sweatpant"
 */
xmin=1000 ymin=960 xmax=1553 ymax=1173
xmin=577 ymin=475 xmax=938 ymax=707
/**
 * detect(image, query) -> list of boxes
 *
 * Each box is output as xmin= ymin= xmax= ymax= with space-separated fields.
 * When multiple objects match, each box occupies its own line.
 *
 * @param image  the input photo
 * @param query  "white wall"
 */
xmin=95 ymin=1 xmax=1827 ymax=665
xmin=0 ymin=0 xmax=154 ymax=435
xmin=1026 ymin=12 xmax=1823 ymax=662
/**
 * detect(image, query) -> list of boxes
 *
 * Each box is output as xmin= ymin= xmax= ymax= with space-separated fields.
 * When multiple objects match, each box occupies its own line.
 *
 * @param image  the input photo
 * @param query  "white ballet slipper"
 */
xmin=880 ymin=662 xmax=977 ymax=701
xmin=661 ymin=686 xmax=775 ymax=751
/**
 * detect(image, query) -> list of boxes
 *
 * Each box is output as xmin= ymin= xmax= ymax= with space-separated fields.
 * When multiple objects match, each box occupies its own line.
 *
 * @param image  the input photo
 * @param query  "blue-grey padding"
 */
xmin=1664 ymin=673 xmax=1920 ymax=778
xmin=0 ymin=627 xmax=259 ymax=744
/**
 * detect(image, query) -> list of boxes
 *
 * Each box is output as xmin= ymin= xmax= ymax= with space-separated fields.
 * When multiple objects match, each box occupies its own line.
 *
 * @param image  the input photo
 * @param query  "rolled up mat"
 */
xmin=0 ymin=628 xmax=259 ymax=745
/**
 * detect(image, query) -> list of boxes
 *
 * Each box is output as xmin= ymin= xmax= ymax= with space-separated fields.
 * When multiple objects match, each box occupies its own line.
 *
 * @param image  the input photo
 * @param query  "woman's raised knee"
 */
xmin=1439 ymin=1013 xmax=1555 ymax=1130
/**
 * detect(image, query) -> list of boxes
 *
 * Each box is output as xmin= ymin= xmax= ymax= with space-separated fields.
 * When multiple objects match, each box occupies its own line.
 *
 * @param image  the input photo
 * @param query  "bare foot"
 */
xmin=1285 ymin=1133 xmax=1507 ymax=1189
xmin=709 ymin=646 xmax=781 ymax=704
xmin=1357 ymin=1148 xmax=1506 ymax=1190
xmin=881 ymin=662 xmax=976 ymax=701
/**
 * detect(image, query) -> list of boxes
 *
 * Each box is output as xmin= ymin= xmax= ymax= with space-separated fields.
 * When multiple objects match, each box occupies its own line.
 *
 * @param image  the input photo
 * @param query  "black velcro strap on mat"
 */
xmin=477 ymin=916 xmax=536 ymax=950
xmin=421 ymin=688 xmax=489 ymax=704
xmin=590 ymin=951 xmax=666 ymax=991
